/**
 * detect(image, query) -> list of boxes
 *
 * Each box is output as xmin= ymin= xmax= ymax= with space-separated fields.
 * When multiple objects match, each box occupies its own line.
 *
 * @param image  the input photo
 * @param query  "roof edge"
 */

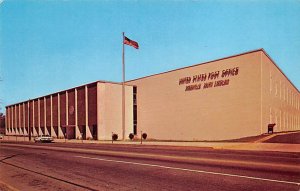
xmin=260 ymin=49 xmax=299 ymax=93
xmin=6 ymin=80 xmax=134 ymax=108
xmin=126 ymin=48 xmax=264 ymax=83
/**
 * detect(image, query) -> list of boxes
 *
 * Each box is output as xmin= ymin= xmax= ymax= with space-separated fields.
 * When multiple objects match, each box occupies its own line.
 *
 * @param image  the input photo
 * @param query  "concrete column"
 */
xmin=38 ymin=99 xmax=41 ymax=135
xmin=16 ymin=104 xmax=23 ymax=135
xmin=44 ymin=97 xmax=48 ymax=135
xmin=11 ymin=106 xmax=13 ymax=135
xmin=17 ymin=105 xmax=20 ymax=135
xmin=20 ymin=104 xmax=24 ymax=135
xmin=13 ymin=106 xmax=16 ymax=135
xmin=17 ymin=104 xmax=20 ymax=135
xmin=6 ymin=107 xmax=9 ymax=135
xmin=13 ymin=105 xmax=19 ymax=135
xmin=66 ymin=91 xmax=68 ymax=126
xmin=9 ymin=107 xmax=11 ymax=135
xmin=6 ymin=107 xmax=11 ymax=134
xmin=32 ymin=100 xmax=37 ymax=136
xmin=11 ymin=107 xmax=14 ymax=135
xmin=75 ymin=88 xmax=80 ymax=139
xmin=13 ymin=105 xmax=15 ymax=135
xmin=8 ymin=107 xmax=10 ymax=134
xmin=50 ymin=95 xmax=56 ymax=137
xmin=10 ymin=107 xmax=12 ymax=135
xmin=8 ymin=112 xmax=10 ymax=135
xmin=21 ymin=104 xmax=24 ymax=135
xmin=66 ymin=91 xmax=68 ymax=138
xmin=6 ymin=108 xmax=8 ymax=135
xmin=15 ymin=106 xmax=17 ymax=135
xmin=7 ymin=107 xmax=9 ymax=135
xmin=58 ymin=93 xmax=63 ymax=138
xmin=85 ymin=85 xmax=92 ymax=139
xmin=19 ymin=103 xmax=26 ymax=135
xmin=23 ymin=103 xmax=27 ymax=135
xmin=15 ymin=105 xmax=19 ymax=135
xmin=13 ymin=106 xmax=15 ymax=135
xmin=18 ymin=104 xmax=21 ymax=135
xmin=5 ymin=107 xmax=7 ymax=135
xmin=27 ymin=101 xmax=30 ymax=136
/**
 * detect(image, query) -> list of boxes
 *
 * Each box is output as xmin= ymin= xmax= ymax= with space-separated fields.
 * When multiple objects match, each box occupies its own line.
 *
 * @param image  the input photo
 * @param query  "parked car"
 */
xmin=0 ymin=134 xmax=3 ymax=140
xmin=34 ymin=135 xmax=53 ymax=143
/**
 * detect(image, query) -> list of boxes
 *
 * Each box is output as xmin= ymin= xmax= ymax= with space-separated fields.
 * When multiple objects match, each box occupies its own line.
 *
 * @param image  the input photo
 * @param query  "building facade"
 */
xmin=5 ymin=49 xmax=300 ymax=141
xmin=127 ymin=49 xmax=300 ymax=140
xmin=5 ymin=81 xmax=134 ymax=140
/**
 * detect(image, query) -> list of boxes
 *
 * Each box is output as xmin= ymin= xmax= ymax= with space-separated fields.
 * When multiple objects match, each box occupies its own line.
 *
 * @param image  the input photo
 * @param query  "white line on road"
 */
xmin=74 ymin=155 xmax=300 ymax=186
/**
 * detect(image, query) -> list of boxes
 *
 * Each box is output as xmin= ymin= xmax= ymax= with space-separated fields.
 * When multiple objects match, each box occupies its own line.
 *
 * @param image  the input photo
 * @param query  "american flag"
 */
xmin=124 ymin=36 xmax=139 ymax=49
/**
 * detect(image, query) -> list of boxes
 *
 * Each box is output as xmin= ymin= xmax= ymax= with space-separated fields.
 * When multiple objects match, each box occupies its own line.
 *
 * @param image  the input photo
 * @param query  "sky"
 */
xmin=0 ymin=0 xmax=300 ymax=113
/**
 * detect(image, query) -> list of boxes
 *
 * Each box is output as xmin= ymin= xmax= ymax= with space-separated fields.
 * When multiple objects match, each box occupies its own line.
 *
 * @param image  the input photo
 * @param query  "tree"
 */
xmin=0 ymin=113 xmax=5 ymax=134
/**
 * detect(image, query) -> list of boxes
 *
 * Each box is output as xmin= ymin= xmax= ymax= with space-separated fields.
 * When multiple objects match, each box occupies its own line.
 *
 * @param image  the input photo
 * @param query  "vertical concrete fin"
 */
xmin=38 ymin=99 xmax=41 ymax=135
xmin=58 ymin=93 xmax=63 ymax=138
xmin=85 ymin=85 xmax=92 ymax=139
xmin=33 ymin=100 xmax=37 ymax=136
xmin=44 ymin=97 xmax=48 ymax=135
xmin=75 ymin=88 xmax=81 ymax=139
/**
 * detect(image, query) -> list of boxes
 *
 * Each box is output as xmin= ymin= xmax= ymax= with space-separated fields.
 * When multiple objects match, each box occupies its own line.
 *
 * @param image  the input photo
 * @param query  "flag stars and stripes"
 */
xmin=124 ymin=36 xmax=139 ymax=49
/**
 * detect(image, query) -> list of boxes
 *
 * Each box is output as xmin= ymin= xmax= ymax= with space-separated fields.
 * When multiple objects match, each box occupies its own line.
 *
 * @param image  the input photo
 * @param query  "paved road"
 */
xmin=0 ymin=142 xmax=299 ymax=191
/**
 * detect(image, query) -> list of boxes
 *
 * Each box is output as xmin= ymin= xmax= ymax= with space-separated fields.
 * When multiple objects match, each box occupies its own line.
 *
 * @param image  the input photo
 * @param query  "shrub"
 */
xmin=112 ymin=133 xmax=118 ymax=141
xmin=142 ymin=133 xmax=147 ymax=140
xmin=129 ymin=133 xmax=134 ymax=140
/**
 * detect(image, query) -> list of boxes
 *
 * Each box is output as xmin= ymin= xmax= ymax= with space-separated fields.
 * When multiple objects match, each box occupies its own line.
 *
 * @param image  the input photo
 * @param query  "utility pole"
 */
xmin=122 ymin=32 xmax=125 ymax=140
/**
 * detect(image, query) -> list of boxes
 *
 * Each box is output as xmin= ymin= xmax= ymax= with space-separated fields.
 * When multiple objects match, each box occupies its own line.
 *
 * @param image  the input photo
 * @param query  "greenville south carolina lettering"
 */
xmin=179 ymin=67 xmax=239 ymax=91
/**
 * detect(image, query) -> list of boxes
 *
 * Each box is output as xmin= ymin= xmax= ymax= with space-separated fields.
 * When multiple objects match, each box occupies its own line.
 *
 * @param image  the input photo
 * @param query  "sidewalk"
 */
xmin=254 ymin=131 xmax=300 ymax=143
xmin=2 ymin=135 xmax=300 ymax=153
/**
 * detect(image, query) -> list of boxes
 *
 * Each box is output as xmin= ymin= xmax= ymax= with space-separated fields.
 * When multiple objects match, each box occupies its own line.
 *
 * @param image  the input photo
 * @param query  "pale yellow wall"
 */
xmin=261 ymin=53 xmax=300 ymax=133
xmin=97 ymin=82 xmax=133 ymax=140
xmin=124 ymin=87 xmax=134 ymax=139
xmin=97 ymin=83 xmax=105 ymax=139
xmin=128 ymin=51 xmax=263 ymax=141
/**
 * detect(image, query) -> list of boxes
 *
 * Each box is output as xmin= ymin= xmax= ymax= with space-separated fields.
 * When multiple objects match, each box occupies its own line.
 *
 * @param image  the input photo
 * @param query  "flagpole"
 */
xmin=122 ymin=32 xmax=125 ymax=140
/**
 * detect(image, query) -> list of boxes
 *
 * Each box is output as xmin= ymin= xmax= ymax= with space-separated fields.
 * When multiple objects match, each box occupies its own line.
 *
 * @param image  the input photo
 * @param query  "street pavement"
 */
xmin=0 ymin=142 xmax=299 ymax=191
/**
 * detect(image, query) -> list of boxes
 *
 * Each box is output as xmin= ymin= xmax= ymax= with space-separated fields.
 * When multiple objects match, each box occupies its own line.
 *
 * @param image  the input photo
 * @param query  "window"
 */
xmin=270 ymin=71 xmax=272 ymax=93
xmin=279 ymin=110 xmax=282 ymax=131
xmin=133 ymin=86 xmax=137 ymax=135
xmin=283 ymin=85 xmax=285 ymax=101
xmin=275 ymin=82 xmax=278 ymax=96
xmin=269 ymin=107 xmax=272 ymax=123
xmin=279 ymin=81 xmax=282 ymax=99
